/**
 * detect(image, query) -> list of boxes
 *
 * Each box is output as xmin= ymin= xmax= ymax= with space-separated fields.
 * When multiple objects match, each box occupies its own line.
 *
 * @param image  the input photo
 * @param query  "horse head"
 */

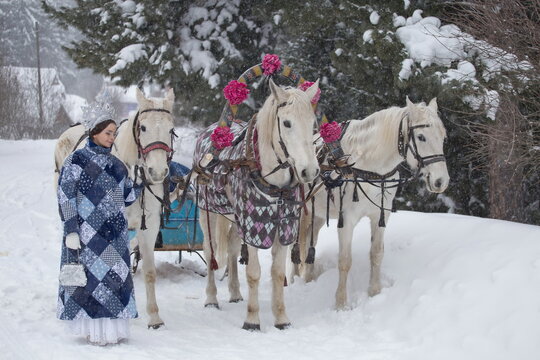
xmin=257 ymin=79 xmax=320 ymax=184
xmin=134 ymin=88 xmax=175 ymax=184
xmin=405 ymin=97 xmax=449 ymax=193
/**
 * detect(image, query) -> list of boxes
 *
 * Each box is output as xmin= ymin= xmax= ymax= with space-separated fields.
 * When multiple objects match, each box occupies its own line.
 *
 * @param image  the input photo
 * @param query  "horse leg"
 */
xmin=335 ymin=221 xmax=354 ymax=310
xmin=368 ymin=213 xmax=387 ymax=297
xmin=200 ymin=210 xmax=219 ymax=308
xmin=227 ymin=223 xmax=243 ymax=303
xmin=138 ymin=223 xmax=165 ymax=329
xmin=271 ymin=241 xmax=290 ymax=329
xmin=289 ymin=210 xmax=310 ymax=283
xmin=243 ymin=245 xmax=261 ymax=330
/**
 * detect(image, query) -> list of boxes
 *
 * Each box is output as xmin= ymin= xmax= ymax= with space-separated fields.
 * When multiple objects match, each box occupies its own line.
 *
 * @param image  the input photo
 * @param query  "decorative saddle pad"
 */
xmin=193 ymin=121 xmax=301 ymax=249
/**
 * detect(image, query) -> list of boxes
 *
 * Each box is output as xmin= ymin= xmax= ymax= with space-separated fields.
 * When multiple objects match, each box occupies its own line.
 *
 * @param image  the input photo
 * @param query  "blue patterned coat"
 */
xmin=57 ymin=140 xmax=141 ymax=321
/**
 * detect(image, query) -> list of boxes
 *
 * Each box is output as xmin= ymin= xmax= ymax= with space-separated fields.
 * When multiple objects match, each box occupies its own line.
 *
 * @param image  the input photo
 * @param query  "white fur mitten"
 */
xmin=65 ymin=233 xmax=81 ymax=250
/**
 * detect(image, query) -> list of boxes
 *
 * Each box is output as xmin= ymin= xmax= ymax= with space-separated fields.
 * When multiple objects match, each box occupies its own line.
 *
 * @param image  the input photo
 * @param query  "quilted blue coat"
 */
xmin=57 ymin=140 xmax=142 ymax=320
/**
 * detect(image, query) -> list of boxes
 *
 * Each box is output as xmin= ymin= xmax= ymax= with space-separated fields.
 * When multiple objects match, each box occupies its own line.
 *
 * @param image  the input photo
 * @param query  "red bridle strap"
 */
xmin=141 ymin=141 xmax=173 ymax=154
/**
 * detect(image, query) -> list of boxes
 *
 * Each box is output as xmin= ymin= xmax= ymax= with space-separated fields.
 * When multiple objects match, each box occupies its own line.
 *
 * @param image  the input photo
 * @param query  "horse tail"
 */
xmin=215 ymin=215 xmax=230 ymax=268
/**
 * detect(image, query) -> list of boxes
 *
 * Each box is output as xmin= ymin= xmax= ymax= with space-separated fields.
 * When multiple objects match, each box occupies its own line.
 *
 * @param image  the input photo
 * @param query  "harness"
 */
xmin=314 ymin=112 xmax=446 ymax=229
xmin=129 ymin=108 xmax=177 ymax=230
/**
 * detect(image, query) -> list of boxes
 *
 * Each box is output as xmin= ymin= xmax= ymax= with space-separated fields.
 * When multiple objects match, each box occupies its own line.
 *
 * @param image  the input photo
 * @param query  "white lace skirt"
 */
xmin=67 ymin=318 xmax=130 ymax=345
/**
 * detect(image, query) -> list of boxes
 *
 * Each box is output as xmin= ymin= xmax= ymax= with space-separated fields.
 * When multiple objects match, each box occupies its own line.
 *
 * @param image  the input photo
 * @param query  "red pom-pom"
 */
xmin=320 ymin=121 xmax=342 ymax=143
xmin=262 ymin=54 xmax=282 ymax=76
xmin=211 ymin=126 xmax=234 ymax=149
xmin=223 ymin=80 xmax=250 ymax=105
xmin=299 ymin=81 xmax=321 ymax=104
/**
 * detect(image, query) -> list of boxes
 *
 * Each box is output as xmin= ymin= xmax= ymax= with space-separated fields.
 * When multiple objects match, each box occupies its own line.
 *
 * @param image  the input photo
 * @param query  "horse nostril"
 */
xmin=301 ymin=169 xmax=307 ymax=178
xmin=435 ymin=178 xmax=442 ymax=188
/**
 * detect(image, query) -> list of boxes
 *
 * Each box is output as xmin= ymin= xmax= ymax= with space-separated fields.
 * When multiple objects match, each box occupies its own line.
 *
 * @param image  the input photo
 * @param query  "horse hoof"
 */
xmin=148 ymin=322 xmax=165 ymax=330
xmin=229 ymin=298 xmax=243 ymax=303
xmin=205 ymin=303 xmax=220 ymax=309
xmin=242 ymin=322 xmax=260 ymax=331
xmin=275 ymin=323 xmax=291 ymax=330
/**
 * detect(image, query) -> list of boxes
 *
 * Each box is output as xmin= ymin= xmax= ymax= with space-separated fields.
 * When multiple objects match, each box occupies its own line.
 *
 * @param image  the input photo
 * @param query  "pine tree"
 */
xmin=42 ymin=0 xmax=280 ymax=125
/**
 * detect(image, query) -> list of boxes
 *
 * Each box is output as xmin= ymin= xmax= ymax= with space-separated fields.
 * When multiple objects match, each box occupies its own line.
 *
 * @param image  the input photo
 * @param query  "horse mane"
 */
xmin=256 ymin=86 xmax=313 ymax=152
xmin=341 ymin=102 xmax=446 ymax=166
xmin=113 ymin=113 xmax=138 ymax=166
xmin=341 ymin=106 xmax=406 ymax=163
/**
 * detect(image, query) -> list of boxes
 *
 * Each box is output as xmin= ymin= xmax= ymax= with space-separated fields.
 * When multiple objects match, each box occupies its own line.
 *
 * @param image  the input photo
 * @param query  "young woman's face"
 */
xmin=93 ymin=123 xmax=117 ymax=148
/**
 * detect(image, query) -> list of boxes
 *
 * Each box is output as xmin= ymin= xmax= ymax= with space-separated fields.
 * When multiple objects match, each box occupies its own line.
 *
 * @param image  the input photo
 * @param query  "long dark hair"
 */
xmin=89 ymin=119 xmax=116 ymax=138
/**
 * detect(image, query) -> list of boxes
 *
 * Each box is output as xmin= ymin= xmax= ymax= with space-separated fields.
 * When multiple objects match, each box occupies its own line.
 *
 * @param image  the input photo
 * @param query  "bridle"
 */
xmin=132 ymin=108 xmax=176 ymax=163
xmin=130 ymin=107 xmax=177 ymax=229
xmin=261 ymin=100 xmax=299 ymax=182
xmin=397 ymin=113 xmax=446 ymax=172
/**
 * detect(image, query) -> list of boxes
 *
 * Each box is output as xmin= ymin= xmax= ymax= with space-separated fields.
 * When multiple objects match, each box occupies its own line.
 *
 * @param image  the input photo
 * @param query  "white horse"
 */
xmin=54 ymin=88 xmax=175 ymax=328
xmin=293 ymin=97 xmax=449 ymax=309
xmin=193 ymin=79 xmax=320 ymax=330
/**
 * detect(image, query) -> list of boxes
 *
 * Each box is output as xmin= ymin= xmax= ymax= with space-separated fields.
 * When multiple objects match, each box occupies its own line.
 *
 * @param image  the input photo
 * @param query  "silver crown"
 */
xmin=81 ymin=89 xmax=117 ymax=131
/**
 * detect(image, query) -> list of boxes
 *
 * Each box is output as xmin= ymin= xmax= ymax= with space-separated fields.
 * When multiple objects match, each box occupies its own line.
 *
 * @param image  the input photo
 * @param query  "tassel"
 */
xmin=140 ymin=213 xmax=147 ymax=230
xmin=305 ymin=246 xmax=315 ymax=264
xmin=338 ymin=211 xmax=344 ymax=228
xmin=352 ymin=181 xmax=359 ymax=202
xmin=239 ymin=243 xmax=249 ymax=265
xmin=378 ymin=208 xmax=386 ymax=227
xmin=283 ymin=276 xmax=288 ymax=287
xmin=291 ymin=243 xmax=301 ymax=265
xmin=337 ymin=185 xmax=344 ymax=228
xmin=210 ymin=255 xmax=219 ymax=271
xmin=326 ymin=189 xmax=330 ymax=227
xmin=379 ymin=182 xmax=386 ymax=227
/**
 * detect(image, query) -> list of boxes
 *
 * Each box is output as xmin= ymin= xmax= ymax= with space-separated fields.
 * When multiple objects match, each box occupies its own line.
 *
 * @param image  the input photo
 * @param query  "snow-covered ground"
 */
xmin=0 ymin=138 xmax=539 ymax=360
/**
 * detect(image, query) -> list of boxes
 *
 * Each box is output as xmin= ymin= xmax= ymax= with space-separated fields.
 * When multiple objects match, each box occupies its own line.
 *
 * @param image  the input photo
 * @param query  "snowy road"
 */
xmin=0 ymin=139 xmax=539 ymax=360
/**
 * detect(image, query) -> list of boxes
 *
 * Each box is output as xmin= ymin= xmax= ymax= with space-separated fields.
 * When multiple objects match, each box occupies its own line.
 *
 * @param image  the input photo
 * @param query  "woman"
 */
xmin=57 ymin=93 xmax=142 ymax=345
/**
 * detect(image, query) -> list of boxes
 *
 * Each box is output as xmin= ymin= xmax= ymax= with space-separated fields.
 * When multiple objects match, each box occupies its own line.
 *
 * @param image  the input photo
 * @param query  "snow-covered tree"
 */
xmin=0 ymin=0 xmax=102 ymax=99
xmin=42 ymin=0 xmax=279 ymax=124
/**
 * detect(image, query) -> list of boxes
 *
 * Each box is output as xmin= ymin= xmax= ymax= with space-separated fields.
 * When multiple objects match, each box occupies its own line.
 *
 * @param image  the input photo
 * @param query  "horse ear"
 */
xmin=164 ymin=88 xmax=175 ymax=111
xmin=406 ymin=96 xmax=414 ymax=108
xmin=136 ymin=88 xmax=148 ymax=105
xmin=428 ymin=97 xmax=438 ymax=112
xmin=304 ymin=79 xmax=320 ymax=103
xmin=269 ymin=78 xmax=287 ymax=103
xmin=165 ymin=88 xmax=175 ymax=103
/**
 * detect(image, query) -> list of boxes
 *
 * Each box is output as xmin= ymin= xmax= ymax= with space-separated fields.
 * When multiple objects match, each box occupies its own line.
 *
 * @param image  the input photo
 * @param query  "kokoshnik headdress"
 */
xmin=81 ymin=89 xmax=117 ymax=131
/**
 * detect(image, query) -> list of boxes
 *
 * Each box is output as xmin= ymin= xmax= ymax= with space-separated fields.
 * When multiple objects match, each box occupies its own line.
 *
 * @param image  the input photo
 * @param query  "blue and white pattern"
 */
xmin=57 ymin=139 xmax=141 ymax=321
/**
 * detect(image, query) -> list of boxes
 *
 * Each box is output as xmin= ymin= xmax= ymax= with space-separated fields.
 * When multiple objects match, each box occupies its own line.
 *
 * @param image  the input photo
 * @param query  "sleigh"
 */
xmin=130 ymin=163 xmax=205 ymax=273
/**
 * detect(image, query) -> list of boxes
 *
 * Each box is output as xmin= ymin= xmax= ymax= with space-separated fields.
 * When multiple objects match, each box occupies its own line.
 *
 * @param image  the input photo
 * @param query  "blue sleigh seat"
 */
xmin=129 ymin=161 xmax=204 ymax=252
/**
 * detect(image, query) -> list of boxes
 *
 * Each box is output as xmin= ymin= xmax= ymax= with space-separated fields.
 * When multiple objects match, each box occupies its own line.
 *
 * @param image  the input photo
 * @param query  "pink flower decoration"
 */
xmin=261 ymin=54 xmax=282 ymax=76
xmin=320 ymin=121 xmax=342 ymax=143
xmin=299 ymin=81 xmax=321 ymax=104
xmin=223 ymin=80 xmax=250 ymax=105
xmin=211 ymin=126 xmax=234 ymax=149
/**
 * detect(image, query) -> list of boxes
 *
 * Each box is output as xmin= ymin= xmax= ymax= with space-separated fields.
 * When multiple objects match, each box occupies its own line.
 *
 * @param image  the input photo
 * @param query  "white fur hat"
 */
xmin=81 ymin=89 xmax=117 ymax=131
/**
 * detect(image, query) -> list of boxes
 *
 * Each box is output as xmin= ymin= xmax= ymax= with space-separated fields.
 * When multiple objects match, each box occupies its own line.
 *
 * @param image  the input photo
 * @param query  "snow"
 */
xmin=109 ymin=44 xmax=147 ymax=74
xmin=1 ymin=137 xmax=540 ymax=360
xmin=369 ymin=11 xmax=380 ymax=25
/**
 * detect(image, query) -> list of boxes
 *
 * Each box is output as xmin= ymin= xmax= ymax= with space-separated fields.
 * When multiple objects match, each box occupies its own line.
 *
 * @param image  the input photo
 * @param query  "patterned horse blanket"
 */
xmin=194 ymin=121 xmax=301 ymax=249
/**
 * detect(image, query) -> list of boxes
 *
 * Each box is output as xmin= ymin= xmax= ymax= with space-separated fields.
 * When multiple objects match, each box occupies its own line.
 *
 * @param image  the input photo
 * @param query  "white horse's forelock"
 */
xmin=256 ymin=87 xmax=313 ymax=152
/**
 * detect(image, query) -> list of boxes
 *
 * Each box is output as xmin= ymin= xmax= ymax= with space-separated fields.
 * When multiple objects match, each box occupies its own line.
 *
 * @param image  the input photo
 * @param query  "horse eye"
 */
xmin=418 ymin=134 xmax=426 ymax=142
xmin=141 ymin=125 xmax=146 ymax=132
xmin=283 ymin=120 xmax=291 ymax=128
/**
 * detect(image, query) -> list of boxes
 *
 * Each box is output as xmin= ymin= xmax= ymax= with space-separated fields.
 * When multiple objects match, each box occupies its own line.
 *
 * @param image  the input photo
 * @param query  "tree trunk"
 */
xmin=487 ymin=95 xmax=526 ymax=223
